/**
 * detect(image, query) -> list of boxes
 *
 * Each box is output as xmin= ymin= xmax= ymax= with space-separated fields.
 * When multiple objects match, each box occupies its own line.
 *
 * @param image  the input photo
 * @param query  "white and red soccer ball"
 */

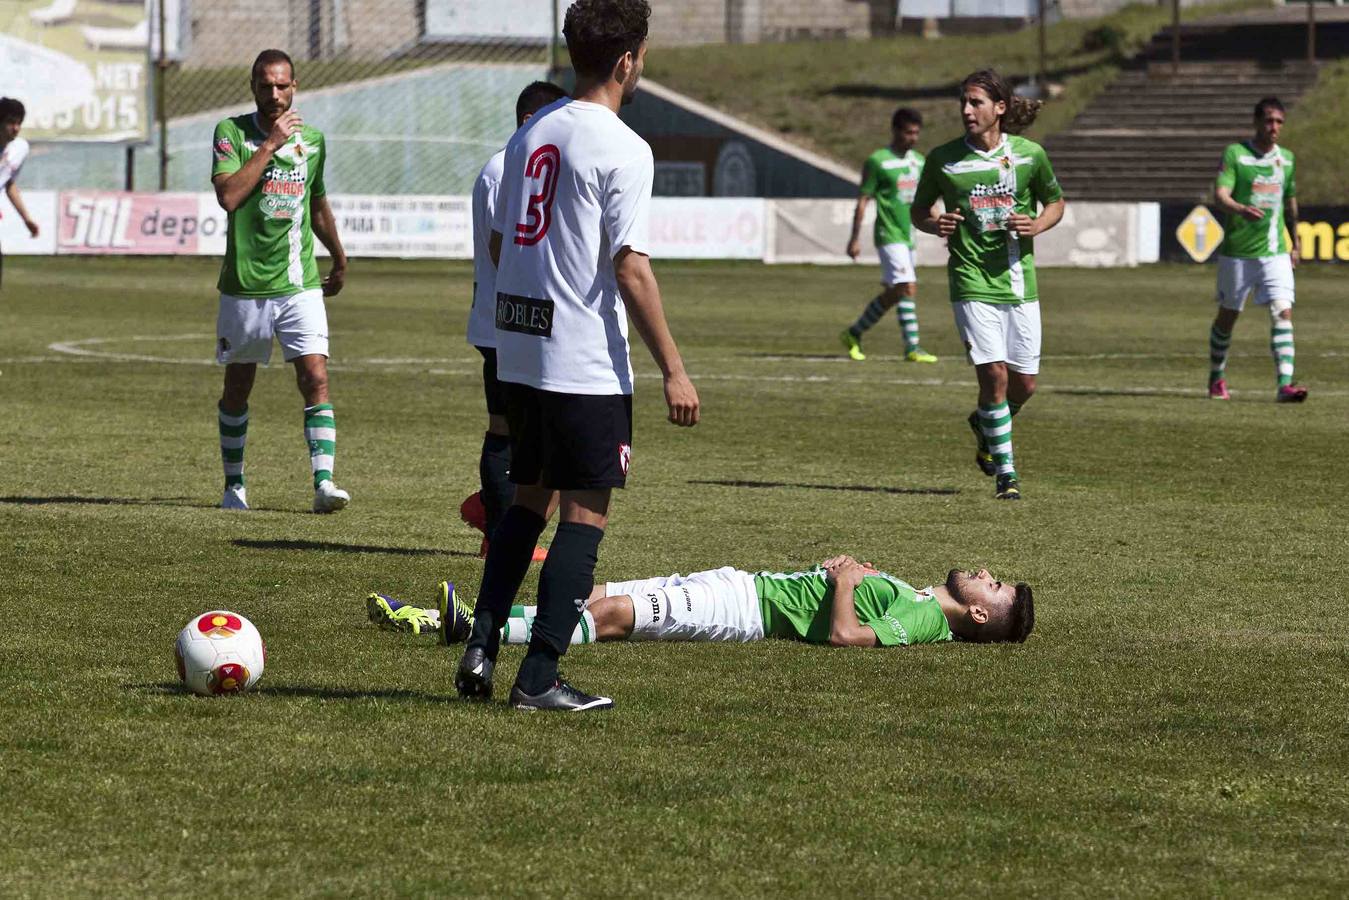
xmin=175 ymin=611 xmax=266 ymax=696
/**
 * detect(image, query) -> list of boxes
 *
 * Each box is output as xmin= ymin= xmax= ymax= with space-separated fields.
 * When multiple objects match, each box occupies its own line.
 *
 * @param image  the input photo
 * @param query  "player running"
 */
xmin=0 ymin=97 xmax=41 ymax=290
xmin=1206 ymin=97 xmax=1305 ymax=403
xmin=456 ymin=0 xmax=700 ymax=712
xmin=458 ymin=81 xmax=566 ymax=562
xmin=369 ymin=555 xmax=1034 ymax=648
xmin=839 ymin=107 xmax=937 ymax=364
xmin=210 ymin=49 xmax=350 ymax=513
xmin=912 ymin=69 xmax=1064 ymax=501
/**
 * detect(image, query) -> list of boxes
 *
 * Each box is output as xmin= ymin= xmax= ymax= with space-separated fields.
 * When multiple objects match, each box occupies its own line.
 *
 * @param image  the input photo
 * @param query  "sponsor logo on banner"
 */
xmin=648 ymin=198 xmax=766 ymax=259
xmin=57 ymin=192 xmax=226 ymax=254
xmin=322 ymin=195 xmax=471 ymax=258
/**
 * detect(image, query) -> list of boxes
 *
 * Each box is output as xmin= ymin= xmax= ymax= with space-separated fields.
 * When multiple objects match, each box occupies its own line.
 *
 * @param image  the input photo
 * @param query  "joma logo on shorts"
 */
xmin=646 ymin=592 xmax=661 ymax=623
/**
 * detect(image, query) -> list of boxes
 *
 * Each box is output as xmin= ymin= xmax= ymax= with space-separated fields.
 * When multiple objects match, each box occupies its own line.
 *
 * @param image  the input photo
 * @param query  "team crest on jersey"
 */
xmin=618 ymin=443 xmax=632 ymax=475
xmin=273 ymin=136 xmax=317 ymax=166
xmin=1000 ymin=155 xmax=1012 ymax=169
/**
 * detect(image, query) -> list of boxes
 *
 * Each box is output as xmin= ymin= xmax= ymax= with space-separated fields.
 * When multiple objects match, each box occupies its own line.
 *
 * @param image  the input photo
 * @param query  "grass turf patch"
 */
xmin=1 ymin=256 xmax=1346 ymax=894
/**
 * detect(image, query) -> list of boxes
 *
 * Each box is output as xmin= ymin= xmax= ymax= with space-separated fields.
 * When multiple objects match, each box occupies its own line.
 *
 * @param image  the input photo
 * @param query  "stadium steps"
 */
xmin=1042 ymin=15 xmax=1339 ymax=202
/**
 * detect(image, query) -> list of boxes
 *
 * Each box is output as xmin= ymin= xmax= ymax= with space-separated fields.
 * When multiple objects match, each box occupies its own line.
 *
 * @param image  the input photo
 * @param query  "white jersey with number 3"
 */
xmin=491 ymin=98 xmax=654 ymax=395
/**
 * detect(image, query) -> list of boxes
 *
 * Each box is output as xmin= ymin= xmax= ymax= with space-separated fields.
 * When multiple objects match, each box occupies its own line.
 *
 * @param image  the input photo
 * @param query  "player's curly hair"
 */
xmin=251 ymin=49 xmax=295 ymax=83
xmin=563 ymin=0 xmax=651 ymax=80
xmin=961 ymin=69 xmax=1041 ymax=134
xmin=1006 ymin=582 xmax=1035 ymax=643
xmin=0 ymin=97 xmax=25 ymax=124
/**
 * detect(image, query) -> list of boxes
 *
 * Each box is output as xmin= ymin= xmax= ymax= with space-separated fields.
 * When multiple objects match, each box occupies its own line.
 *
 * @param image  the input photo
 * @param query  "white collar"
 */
xmin=965 ymin=135 xmax=1008 ymax=159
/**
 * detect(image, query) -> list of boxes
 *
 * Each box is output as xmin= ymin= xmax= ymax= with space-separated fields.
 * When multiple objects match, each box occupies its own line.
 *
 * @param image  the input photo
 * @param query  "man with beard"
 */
xmin=210 ymin=49 xmax=350 ymax=513
xmin=454 ymin=0 xmax=700 ymax=711
xmin=375 ymin=557 xmax=1034 ymax=648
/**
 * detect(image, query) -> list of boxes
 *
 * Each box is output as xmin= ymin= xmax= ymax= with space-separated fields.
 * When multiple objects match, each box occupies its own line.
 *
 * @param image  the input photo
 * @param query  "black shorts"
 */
xmin=475 ymin=346 xmax=508 ymax=417
xmin=505 ymin=383 xmax=633 ymax=490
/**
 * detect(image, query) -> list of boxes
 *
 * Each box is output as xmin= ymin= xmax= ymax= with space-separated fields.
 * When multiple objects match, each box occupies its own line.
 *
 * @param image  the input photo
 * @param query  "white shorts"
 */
xmin=1216 ymin=254 xmax=1295 ymax=311
xmin=952 ymin=299 xmax=1041 ymax=374
xmin=604 ymin=566 xmax=764 ymax=642
xmin=877 ymin=243 xmax=916 ymax=286
xmin=216 ymin=289 xmax=329 ymax=365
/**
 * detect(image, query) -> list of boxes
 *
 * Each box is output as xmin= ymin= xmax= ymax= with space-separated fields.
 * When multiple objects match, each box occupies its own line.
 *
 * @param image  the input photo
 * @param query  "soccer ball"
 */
xmin=174 ymin=610 xmax=266 ymax=696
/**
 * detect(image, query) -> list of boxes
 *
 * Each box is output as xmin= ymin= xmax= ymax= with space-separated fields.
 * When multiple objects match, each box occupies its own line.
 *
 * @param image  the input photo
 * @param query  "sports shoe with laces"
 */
xmin=509 ymin=677 xmax=613 ymax=712
xmin=436 ymin=581 xmax=474 ymax=645
xmin=221 ymin=484 xmax=249 ymax=510
xmin=905 ymin=348 xmax=938 ymax=364
xmin=1276 ymin=383 xmax=1308 ymax=403
xmin=994 ymin=474 xmax=1022 ymax=501
xmin=967 ymin=411 xmax=996 ymax=477
xmin=459 ymin=491 xmax=487 ymax=533
xmin=839 ymin=329 xmax=865 ymax=361
xmin=1208 ymin=378 xmax=1230 ymax=400
xmin=366 ymin=593 xmax=441 ymax=635
xmin=455 ymin=646 xmax=495 ymax=700
xmin=313 ymin=479 xmax=350 ymax=513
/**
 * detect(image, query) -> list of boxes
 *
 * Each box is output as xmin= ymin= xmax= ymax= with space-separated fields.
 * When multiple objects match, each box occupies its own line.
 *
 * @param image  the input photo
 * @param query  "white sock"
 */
xmin=501 ymin=607 xmax=596 ymax=644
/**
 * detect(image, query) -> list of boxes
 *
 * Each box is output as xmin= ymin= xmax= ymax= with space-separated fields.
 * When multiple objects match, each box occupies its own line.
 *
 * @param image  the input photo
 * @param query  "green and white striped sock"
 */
xmin=978 ymin=401 xmax=1016 ymax=479
xmin=1270 ymin=318 xmax=1294 ymax=387
xmin=501 ymin=605 xmax=597 ymax=645
xmin=218 ymin=403 xmax=248 ymax=489
xmin=896 ymin=299 xmax=920 ymax=352
xmin=1209 ymin=324 xmax=1232 ymax=384
xmin=303 ymin=403 xmax=336 ymax=488
xmin=849 ymin=295 xmax=888 ymax=337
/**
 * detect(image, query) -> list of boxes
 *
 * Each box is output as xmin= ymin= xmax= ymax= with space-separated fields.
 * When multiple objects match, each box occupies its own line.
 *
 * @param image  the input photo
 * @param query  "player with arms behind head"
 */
xmin=912 ymin=69 xmax=1064 ymax=501
xmin=840 ymin=107 xmax=936 ymax=364
xmin=455 ymin=0 xmax=700 ymax=712
xmin=1206 ymin=97 xmax=1305 ymax=403
xmin=457 ymin=81 xmax=567 ymax=562
xmin=0 ymin=97 xmax=41 ymax=290
xmin=210 ymin=49 xmax=350 ymax=513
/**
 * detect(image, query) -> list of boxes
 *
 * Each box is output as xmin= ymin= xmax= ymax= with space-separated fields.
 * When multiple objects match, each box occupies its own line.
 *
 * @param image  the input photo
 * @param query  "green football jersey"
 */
xmin=1215 ymin=142 xmax=1295 ymax=258
xmin=860 ymin=147 xmax=924 ymax=248
xmin=211 ymin=114 xmax=328 ymax=297
xmin=754 ymin=566 xmax=954 ymax=647
xmin=912 ymin=134 xmax=1062 ymax=304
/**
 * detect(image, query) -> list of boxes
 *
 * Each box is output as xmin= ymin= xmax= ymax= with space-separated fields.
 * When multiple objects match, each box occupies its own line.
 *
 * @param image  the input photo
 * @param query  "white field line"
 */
xmin=23 ymin=334 xmax=1347 ymax=398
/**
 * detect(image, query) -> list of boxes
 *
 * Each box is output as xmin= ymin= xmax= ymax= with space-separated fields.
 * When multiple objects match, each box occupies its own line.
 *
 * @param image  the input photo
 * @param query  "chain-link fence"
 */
xmin=12 ymin=0 xmax=914 ymax=193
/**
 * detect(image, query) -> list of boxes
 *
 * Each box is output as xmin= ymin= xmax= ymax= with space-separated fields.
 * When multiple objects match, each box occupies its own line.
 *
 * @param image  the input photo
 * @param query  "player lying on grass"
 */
xmin=367 ymin=555 xmax=1034 ymax=647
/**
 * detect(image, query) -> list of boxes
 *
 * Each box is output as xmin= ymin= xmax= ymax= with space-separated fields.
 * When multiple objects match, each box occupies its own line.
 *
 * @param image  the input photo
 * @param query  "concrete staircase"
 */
xmin=1043 ymin=13 xmax=1347 ymax=202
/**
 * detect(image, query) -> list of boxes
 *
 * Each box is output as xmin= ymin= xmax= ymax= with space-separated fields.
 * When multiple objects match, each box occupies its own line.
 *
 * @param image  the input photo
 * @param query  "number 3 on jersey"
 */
xmin=515 ymin=144 xmax=561 ymax=246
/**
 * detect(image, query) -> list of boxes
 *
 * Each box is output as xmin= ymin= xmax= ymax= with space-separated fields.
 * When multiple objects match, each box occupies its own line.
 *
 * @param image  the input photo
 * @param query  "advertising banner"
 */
xmin=0 ymin=188 xmax=57 ymax=254
xmin=0 ymin=0 xmax=183 ymax=142
xmin=318 ymin=195 xmax=472 ymax=259
xmin=424 ymin=0 xmax=563 ymax=41
xmin=1161 ymin=203 xmax=1349 ymax=264
xmin=56 ymin=191 xmax=223 ymax=254
xmin=649 ymin=198 xmax=766 ymax=260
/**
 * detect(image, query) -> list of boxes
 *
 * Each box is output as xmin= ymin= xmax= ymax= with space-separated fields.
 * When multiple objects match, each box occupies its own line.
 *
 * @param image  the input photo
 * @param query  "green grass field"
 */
xmin=2 ymin=257 xmax=1346 ymax=896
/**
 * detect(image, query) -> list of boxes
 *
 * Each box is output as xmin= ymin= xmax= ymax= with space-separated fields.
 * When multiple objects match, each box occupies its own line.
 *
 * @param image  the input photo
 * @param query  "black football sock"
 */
xmin=515 ymin=521 xmax=604 ymax=694
xmin=466 ymin=505 xmax=546 ymax=660
xmin=478 ymin=432 xmax=513 ymax=538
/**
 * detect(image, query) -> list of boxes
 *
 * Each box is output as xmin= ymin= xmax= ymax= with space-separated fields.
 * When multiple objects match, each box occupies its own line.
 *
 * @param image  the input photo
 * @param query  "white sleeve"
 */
xmin=601 ymin=147 xmax=653 ymax=259
xmin=491 ymin=152 xmax=511 ymax=234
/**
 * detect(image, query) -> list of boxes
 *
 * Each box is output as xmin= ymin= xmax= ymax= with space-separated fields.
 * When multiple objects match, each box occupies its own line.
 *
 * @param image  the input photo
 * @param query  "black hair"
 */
xmin=961 ymin=68 xmax=1040 ymax=134
xmin=1005 ymin=583 xmax=1035 ymax=643
xmin=516 ymin=81 xmax=567 ymax=126
xmin=562 ymin=0 xmax=651 ymax=80
xmin=1254 ymin=96 xmax=1285 ymax=120
xmin=892 ymin=107 xmax=922 ymax=130
xmin=0 ymin=97 xmax=25 ymax=124
xmin=251 ymin=49 xmax=295 ymax=83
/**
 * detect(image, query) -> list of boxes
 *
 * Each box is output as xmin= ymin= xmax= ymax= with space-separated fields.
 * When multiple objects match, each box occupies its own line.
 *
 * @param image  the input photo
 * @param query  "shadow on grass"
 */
xmin=232 ymin=538 xmax=479 ymax=558
xmin=690 ymin=479 xmax=958 ymax=496
xmin=0 ymin=495 xmax=306 ymax=513
xmin=130 ymin=681 xmax=451 ymax=704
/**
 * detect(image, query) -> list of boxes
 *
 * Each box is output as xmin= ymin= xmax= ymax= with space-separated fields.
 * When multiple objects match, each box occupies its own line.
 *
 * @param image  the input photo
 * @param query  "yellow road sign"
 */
xmin=1176 ymin=205 xmax=1224 ymax=263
